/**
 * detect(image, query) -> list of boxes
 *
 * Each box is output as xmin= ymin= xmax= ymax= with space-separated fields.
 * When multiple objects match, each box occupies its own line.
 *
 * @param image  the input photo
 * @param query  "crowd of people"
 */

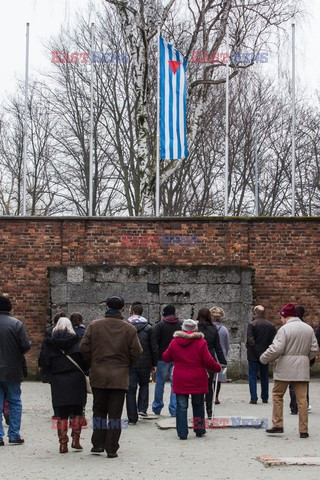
xmin=0 ymin=293 xmax=320 ymax=458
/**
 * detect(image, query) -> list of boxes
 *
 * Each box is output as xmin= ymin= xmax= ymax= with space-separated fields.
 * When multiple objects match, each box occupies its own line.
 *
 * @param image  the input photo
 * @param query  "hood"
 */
xmin=46 ymin=332 xmax=79 ymax=350
xmin=173 ymin=330 xmax=204 ymax=347
xmin=162 ymin=315 xmax=180 ymax=324
xmin=127 ymin=315 xmax=148 ymax=325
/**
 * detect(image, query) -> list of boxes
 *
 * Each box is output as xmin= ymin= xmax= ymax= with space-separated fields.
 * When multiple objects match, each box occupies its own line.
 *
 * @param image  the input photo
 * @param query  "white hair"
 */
xmin=52 ymin=317 xmax=75 ymax=335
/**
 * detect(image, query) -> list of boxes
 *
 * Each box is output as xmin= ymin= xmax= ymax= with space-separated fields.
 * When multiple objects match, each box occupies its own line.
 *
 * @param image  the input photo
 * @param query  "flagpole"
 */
xmin=254 ymin=114 xmax=259 ymax=216
xmin=22 ymin=22 xmax=30 ymax=216
xmin=291 ymin=22 xmax=296 ymax=216
xmin=156 ymin=25 xmax=161 ymax=217
xmin=224 ymin=24 xmax=229 ymax=217
xmin=89 ymin=22 xmax=94 ymax=217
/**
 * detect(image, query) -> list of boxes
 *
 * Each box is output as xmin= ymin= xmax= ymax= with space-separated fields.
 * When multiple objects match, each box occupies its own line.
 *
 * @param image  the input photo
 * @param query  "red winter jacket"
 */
xmin=162 ymin=331 xmax=221 ymax=394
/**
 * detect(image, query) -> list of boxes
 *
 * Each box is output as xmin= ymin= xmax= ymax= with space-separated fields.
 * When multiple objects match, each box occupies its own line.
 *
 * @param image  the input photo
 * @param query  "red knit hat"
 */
xmin=280 ymin=303 xmax=296 ymax=318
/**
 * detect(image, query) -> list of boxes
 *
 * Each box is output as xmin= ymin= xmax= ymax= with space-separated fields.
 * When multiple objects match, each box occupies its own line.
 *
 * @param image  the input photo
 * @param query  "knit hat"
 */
xmin=182 ymin=319 xmax=198 ymax=332
xmin=210 ymin=306 xmax=225 ymax=320
xmin=163 ymin=305 xmax=176 ymax=317
xmin=280 ymin=303 xmax=296 ymax=318
xmin=106 ymin=296 xmax=125 ymax=310
xmin=0 ymin=295 xmax=12 ymax=312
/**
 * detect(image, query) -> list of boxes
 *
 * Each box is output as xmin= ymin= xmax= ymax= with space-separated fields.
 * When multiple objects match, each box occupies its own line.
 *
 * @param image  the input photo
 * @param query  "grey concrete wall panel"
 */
xmin=50 ymin=267 xmax=67 ymax=286
xmin=67 ymin=266 xmax=84 ymax=283
xmin=160 ymin=266 xmax=242 ymax=285
xmin=51 ymin=284 xmax=67 ymax=304
xmin=49 ymin=264 xmax=253 ymax=377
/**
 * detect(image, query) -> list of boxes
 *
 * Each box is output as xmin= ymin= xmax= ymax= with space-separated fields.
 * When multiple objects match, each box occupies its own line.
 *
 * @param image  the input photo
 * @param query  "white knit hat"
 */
xmin=181 ymin=319 xmax=198 ymax=332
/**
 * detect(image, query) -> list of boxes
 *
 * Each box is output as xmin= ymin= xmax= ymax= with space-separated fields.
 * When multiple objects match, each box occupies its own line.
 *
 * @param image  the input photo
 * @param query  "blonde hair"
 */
xmin=52 ymin=317 xmax=75 ymax=335
xmin=210 ymin=306 xmax=225 ymax=320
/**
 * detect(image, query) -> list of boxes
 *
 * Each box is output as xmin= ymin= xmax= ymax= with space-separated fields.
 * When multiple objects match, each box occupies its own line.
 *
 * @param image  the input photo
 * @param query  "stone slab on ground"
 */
xmin=156 ymin=416 xmax=265 ymax=429
xmin=257 ymin=455 xmax=320 ymax=467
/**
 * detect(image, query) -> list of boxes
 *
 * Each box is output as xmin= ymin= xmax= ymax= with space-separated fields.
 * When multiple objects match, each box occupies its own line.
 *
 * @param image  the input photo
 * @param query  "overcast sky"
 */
xmin=1 ymin=0 xmax=319 ymax=101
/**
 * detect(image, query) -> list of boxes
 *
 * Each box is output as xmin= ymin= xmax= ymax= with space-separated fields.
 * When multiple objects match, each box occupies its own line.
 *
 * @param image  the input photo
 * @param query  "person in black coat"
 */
xmin=246 ymin=305 xmax=276 ymax=404
xmin=41 ymin=317 xmax=87 ymax=454
xmin=126 ymin=303 xmax=158 ymax=424
xmin=197 ymin=308 xmax=227 ymax=419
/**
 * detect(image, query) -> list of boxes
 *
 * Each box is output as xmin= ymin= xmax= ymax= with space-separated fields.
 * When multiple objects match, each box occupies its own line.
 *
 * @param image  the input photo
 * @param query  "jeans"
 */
xmin=152 ymin=361 xmax=176 ymax=416
xmin=126 ymin=368 xmax=150 ymax=423
xmin=0 ymin=382 xmax=22 ymax=441
xmin=248 ymin=361 xmax=269 ymax=402
xmin=176 ymin=394 xmax=205 ymax=438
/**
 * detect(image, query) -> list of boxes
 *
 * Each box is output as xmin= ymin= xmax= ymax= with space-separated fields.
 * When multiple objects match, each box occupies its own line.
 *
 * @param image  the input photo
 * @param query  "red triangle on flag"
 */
xmin=168 ymin=60 xmax=181 ymax=75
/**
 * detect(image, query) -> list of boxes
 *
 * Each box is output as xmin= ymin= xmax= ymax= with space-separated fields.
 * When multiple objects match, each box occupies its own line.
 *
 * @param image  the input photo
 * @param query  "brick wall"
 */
xmin=0 ymin=216 xmax=319 ymax=370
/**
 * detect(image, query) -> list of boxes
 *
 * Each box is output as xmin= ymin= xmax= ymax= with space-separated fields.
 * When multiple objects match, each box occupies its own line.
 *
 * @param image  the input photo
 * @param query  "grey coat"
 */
xmin=214 ymin=322 xmax=229 ymax=382
xmin=260 ymin=317 xmax=319 ymax=381
xmin=0 ymin=312 xmax=31 ymax=382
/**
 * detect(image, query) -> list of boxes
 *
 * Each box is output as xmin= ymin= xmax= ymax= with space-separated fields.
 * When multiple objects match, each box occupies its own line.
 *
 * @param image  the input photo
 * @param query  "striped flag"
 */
xmin=159 ymin=36 xmax=188 ymax=160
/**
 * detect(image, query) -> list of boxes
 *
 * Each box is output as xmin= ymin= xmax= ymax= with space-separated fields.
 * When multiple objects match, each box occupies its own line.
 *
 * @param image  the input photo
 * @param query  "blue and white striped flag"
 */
xmin=159 ymin=36 xmax=188 ymax=160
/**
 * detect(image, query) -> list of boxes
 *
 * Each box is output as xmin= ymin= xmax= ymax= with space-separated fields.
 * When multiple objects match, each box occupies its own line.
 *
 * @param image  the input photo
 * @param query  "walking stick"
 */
xmin=212 ymin=366 xmax=227 ymax=419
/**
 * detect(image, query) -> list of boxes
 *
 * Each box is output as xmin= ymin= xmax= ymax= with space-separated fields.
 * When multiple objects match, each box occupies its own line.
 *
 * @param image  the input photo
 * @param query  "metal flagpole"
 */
xmin=22 ymin=23 xmax=30 ymax=216
xmin=291 ymin=22 xmax=296 ymax=216
xmin=156 ymin=26 xmax=161 ymax=217
xmin=89 ymin=22 xmax=94 ymax=217
xmin=254 ymin=115 xmax=259 ymax=216
xmin=224 ymin=24 xmax=229 ymax=217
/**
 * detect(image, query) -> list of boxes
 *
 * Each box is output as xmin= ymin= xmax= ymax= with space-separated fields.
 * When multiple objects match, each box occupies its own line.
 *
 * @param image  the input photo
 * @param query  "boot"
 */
xmin=71 ymin=416 xmax=83 ymax=450
xmin=57 ymin=419 xmax=69 ymax=453
xmin=206 ymin=404 xmax=212 ymax=420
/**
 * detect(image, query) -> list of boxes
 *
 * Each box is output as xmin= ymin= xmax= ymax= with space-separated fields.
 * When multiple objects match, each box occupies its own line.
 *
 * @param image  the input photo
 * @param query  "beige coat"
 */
xmin=260 ymin=317 xmax=319 ymax=381
xmin=80 ymin=312 xmax=143 ymax=390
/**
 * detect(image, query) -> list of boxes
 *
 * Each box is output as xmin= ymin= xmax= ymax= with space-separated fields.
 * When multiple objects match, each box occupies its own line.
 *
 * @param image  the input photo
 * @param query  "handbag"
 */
xmin=61 ymin=350 xmax=92 ymax=394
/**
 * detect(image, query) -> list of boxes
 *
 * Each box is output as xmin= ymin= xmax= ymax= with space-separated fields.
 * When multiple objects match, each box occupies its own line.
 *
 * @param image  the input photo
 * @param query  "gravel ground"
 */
xmin=1 ymin=380 xmax=320 ymax=480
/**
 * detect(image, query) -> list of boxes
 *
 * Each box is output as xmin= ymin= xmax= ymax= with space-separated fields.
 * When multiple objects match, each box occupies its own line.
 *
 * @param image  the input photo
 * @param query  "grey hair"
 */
xmin=52 ymin=317 xmax=75 ymax=335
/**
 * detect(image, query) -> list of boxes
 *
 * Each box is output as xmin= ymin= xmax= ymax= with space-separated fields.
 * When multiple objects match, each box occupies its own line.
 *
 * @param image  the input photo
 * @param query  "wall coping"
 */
xmin=1 ymin=216 xmax=320 ymax=223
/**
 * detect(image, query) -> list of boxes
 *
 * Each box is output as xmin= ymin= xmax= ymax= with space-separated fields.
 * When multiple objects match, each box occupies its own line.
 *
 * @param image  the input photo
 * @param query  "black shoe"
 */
xmin=266 ymin=427 xmax=283 ymax=434
xmin=91 ymin=446 xmax=104 ymax=454
xmin=179 ymin=436 xmax=188 ymax=440
xmin=300 ymin=432 xmax=309 ymax=438
xmin=128 ymin=422 xmax=137 ymax=426
xmin=250 ymin=400 xmax=257 ymax=404
xmin=196 ymin=433 xmax=206 ymax=437
xmin=9 ymin=437 xmax=24 ymax=445
xmin=262 ymin=400 xmax=268 ymax=404
xmin=107 ymin=453 xmax=118 ymax=458
xmin=0 ymin=440 xmax=4 ymax=446
xmin=290 ymin=411 xmax=298 ymax=415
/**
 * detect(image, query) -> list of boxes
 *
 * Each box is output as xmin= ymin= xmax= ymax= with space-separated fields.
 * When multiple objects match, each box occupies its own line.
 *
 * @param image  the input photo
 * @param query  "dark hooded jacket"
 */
xmin=153 ymin=315 xmax=182 ymax=360
xmin=41 ymin=331 xmax=86 ymax=407
xmin=128 ymin=316 xmax=158 ymax=369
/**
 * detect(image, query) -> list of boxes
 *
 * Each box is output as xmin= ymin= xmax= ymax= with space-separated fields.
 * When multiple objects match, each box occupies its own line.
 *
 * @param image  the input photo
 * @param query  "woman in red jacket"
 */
xmin=162 ymin=319 xmax=221 ymax=440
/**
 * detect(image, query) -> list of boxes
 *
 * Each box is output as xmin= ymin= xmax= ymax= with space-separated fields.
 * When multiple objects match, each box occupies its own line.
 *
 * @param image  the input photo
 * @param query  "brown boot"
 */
xmin=71 ymin=416 xmax=83 ymax=450
xmin=57 ymin=419 xmax=69 ymax=453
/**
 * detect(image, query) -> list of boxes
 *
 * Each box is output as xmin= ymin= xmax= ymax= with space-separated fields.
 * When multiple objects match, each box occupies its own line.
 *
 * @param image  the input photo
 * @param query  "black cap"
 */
xmin=163 ymin=304 xmax=175 ymax=316
xmin=0 ymin=295 xmax=12 ymax=312
xmin=106 ymin=296 xmax=125 ymax=310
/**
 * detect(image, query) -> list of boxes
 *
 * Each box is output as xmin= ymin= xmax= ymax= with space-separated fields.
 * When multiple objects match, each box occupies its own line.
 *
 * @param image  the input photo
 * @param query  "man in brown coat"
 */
xmin=80 ymin=296 xmax=142 ymax=458
xmin=260 ymin=303 xmax=319 ymax=438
